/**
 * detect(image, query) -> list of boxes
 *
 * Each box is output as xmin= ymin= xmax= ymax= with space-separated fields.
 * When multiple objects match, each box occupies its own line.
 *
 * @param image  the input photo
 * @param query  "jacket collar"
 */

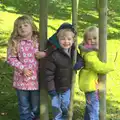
xmin=79 ymin=43 xmax=98 ymax=52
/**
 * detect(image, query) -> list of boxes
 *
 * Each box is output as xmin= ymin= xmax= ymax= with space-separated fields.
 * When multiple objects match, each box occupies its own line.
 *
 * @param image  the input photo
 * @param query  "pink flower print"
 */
xmin=32 ymin=76 xmax=36 ymax=80
xmin=15 ymin=62 xmax=20 ymax=67
xmin=29 ymin=59 xmax=34 ymax=63
xmin=7 ymin=39 xmax=39 ymax=90
xmin=11 ymin=61 xmax=15 ymax=66
xmin=27 ymin=42 xmax=31 ymax=46
xmin=28 ymin=53 xmax=32 ymax=57
xmin=24 ymin=59 xmax=28 ymax=63
xmin=25 ymin=47 xmax=29 ymax=51
xmin=21 ymin=47 xmax=24 ymax=52
xmin=21 ymin=41 xmax=25 ymax=45
xmin=24 ymin=76 xmax=30 ymax=82
xmin=28 ymin=64 xmax=33 ymax=69
xmin=23 ymin=53 xmax=27 ymax=57
xmin=20 ymin=65 xmax=24 ymax=70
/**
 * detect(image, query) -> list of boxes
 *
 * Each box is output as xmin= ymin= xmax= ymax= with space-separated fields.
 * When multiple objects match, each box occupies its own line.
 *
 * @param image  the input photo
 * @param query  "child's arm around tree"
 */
xmin=84 ymin=51 xmax=115 ymax=74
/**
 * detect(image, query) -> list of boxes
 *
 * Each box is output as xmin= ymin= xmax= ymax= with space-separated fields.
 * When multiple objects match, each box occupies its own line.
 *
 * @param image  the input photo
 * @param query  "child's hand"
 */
xmin=48 ymin=90 xmax=57 ymax=97
xmin=23 ymin=68 xmax=32 ymax=77
xmin=35 ymin=51 xmax=46 ymax=59
xmin=73 ymin=59 xmax=84 ymax=70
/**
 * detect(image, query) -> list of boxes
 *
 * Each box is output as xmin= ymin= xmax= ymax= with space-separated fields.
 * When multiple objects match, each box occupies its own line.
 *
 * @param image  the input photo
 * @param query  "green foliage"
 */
xmin=0 ymin=60 xmax=19 ymax=120
xmin=1 ymin=0 xmax=120 ymax=38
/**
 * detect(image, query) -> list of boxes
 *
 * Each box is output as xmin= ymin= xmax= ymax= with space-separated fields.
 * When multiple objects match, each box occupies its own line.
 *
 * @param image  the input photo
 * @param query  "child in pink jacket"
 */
xmin=7 ymin=15 xmax=46 ymax=120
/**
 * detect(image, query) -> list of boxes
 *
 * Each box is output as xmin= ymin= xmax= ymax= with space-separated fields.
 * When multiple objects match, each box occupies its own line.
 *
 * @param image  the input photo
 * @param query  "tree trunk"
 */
xmin=99 ymin=0 xmax=108 ymax=120
xmin=96 ymin=0 xmax=99 ymax=12
xmin=39 ymin=0 xmax=49 ymax=120
xmin=68 ymin=0 xmax=79 ymax=120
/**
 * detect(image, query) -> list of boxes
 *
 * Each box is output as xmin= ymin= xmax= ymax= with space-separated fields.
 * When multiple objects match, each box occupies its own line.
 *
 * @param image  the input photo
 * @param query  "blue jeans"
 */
xmin=84 ymin=91 xmax=99 ymax=120
xmin=16 ymin=90 xmax=40 ymax=120
xmin=51 ymin=89 xmax=70 ymax=120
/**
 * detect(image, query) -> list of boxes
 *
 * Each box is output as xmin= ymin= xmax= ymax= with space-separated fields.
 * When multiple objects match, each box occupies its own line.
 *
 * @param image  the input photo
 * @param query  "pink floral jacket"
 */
xmin=7 ymin=40 xmax=39 ymax=90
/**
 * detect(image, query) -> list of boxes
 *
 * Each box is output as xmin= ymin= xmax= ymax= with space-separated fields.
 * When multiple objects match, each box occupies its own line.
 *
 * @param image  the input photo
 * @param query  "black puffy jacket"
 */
xmin=44 ymin=48 xmax=74 ymax=93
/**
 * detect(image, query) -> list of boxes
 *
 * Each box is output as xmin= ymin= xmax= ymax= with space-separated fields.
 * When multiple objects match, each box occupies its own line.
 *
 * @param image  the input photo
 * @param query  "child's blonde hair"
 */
xmin=8 ymin=15 xmax=39 ymax=56
xmin=83 ymin=26 xmax=99 ymax=43
xmin=57 ymin=29 xmax=75 ymax=40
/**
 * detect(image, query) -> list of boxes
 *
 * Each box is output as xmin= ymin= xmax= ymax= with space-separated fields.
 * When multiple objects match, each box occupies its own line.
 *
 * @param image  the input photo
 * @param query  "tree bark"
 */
xmin=99 ymin=0 xmax=108 ymax=120
xmin=39 ymin=0 xmax=49 ymax=120
xmin=68 ymin=0 xmax=79 ymax=120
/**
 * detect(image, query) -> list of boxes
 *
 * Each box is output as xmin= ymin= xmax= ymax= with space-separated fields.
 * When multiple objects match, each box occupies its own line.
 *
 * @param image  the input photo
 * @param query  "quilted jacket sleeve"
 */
xmin=44 ymin=54 xmax=56 ymax=91
xmin=84 ymin=51 xmax=115 ymax=74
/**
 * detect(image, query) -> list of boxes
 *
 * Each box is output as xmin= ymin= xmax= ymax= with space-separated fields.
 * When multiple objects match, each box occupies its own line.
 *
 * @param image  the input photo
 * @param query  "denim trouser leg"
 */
xmin=30 ymin=91 xmax=40 ymax=119
xmin=17 ymin=90 xmax=32 ymax=120
xmin=51 ymin=89 xmax=70 ymax=120
xmin=16 ymin=90 xmax=40 ymax=120
xmin=84 ymin=105 xmax=90 ymax=120
xmin=84 ymin=91 xmax=99 ymax=120
xmin=61 ymin=89 xmax=70 ymax=119
xmin=51 ymin=95 xmax=62 ymax=120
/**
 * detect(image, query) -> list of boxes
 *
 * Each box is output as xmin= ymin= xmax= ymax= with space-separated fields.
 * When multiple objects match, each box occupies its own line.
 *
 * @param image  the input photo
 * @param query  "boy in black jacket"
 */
xmin=44 ymin=23 xmax=84 ymax=120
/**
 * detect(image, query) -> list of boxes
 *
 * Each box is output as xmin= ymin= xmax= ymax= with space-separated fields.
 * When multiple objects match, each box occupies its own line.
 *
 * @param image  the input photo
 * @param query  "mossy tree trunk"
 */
xmin=99 ymin=0 xmax=108 ymax=120
xmin=39 ymin=0 xmax=49 ymax=120
xmin=68 ymin=0 xmax=79 ymax=120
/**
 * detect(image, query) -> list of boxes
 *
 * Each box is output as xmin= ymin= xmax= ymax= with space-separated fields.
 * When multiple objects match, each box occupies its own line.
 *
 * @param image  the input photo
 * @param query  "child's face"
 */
xmin=17 ymin=22 xmax=32 ymax=39
xmin=58 ymin=31 xmax=74 ymax=49
xmin=86 ymin=32 xmax=99 ymax=49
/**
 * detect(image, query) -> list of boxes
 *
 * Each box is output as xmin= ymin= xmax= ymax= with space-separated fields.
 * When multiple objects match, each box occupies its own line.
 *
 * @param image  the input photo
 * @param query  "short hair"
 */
xmin=57 ymin=29 xmax=75 ymax=40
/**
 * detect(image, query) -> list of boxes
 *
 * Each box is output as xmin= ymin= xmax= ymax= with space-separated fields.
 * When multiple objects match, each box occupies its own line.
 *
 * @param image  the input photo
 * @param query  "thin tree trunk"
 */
xmin=99 ymin=0 xmax=108 ymax=120
xmin=68 ymin=0 xmax=79 ymax=120
xmin=39 ymin=0 xmax=49 ymax=120
xmin=96 ymin=0 xmax=99 ymax=12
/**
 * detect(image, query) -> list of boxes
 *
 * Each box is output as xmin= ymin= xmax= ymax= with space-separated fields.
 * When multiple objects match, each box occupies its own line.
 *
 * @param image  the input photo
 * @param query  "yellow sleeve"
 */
xmin=84 ymin=51 xmax=115 ymax=74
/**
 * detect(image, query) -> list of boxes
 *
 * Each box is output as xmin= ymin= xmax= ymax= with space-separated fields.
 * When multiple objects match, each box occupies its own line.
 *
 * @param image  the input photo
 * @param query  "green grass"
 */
xmin=1 ymin=0 xmax=120 ymax=119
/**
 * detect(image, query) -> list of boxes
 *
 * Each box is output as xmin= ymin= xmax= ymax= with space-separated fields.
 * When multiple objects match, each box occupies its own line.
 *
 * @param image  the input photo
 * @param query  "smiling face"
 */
xmin=57 ymin=29 xmax=74 ymax=49
xmin=84 ymin=27 xmax=99 ymax=49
